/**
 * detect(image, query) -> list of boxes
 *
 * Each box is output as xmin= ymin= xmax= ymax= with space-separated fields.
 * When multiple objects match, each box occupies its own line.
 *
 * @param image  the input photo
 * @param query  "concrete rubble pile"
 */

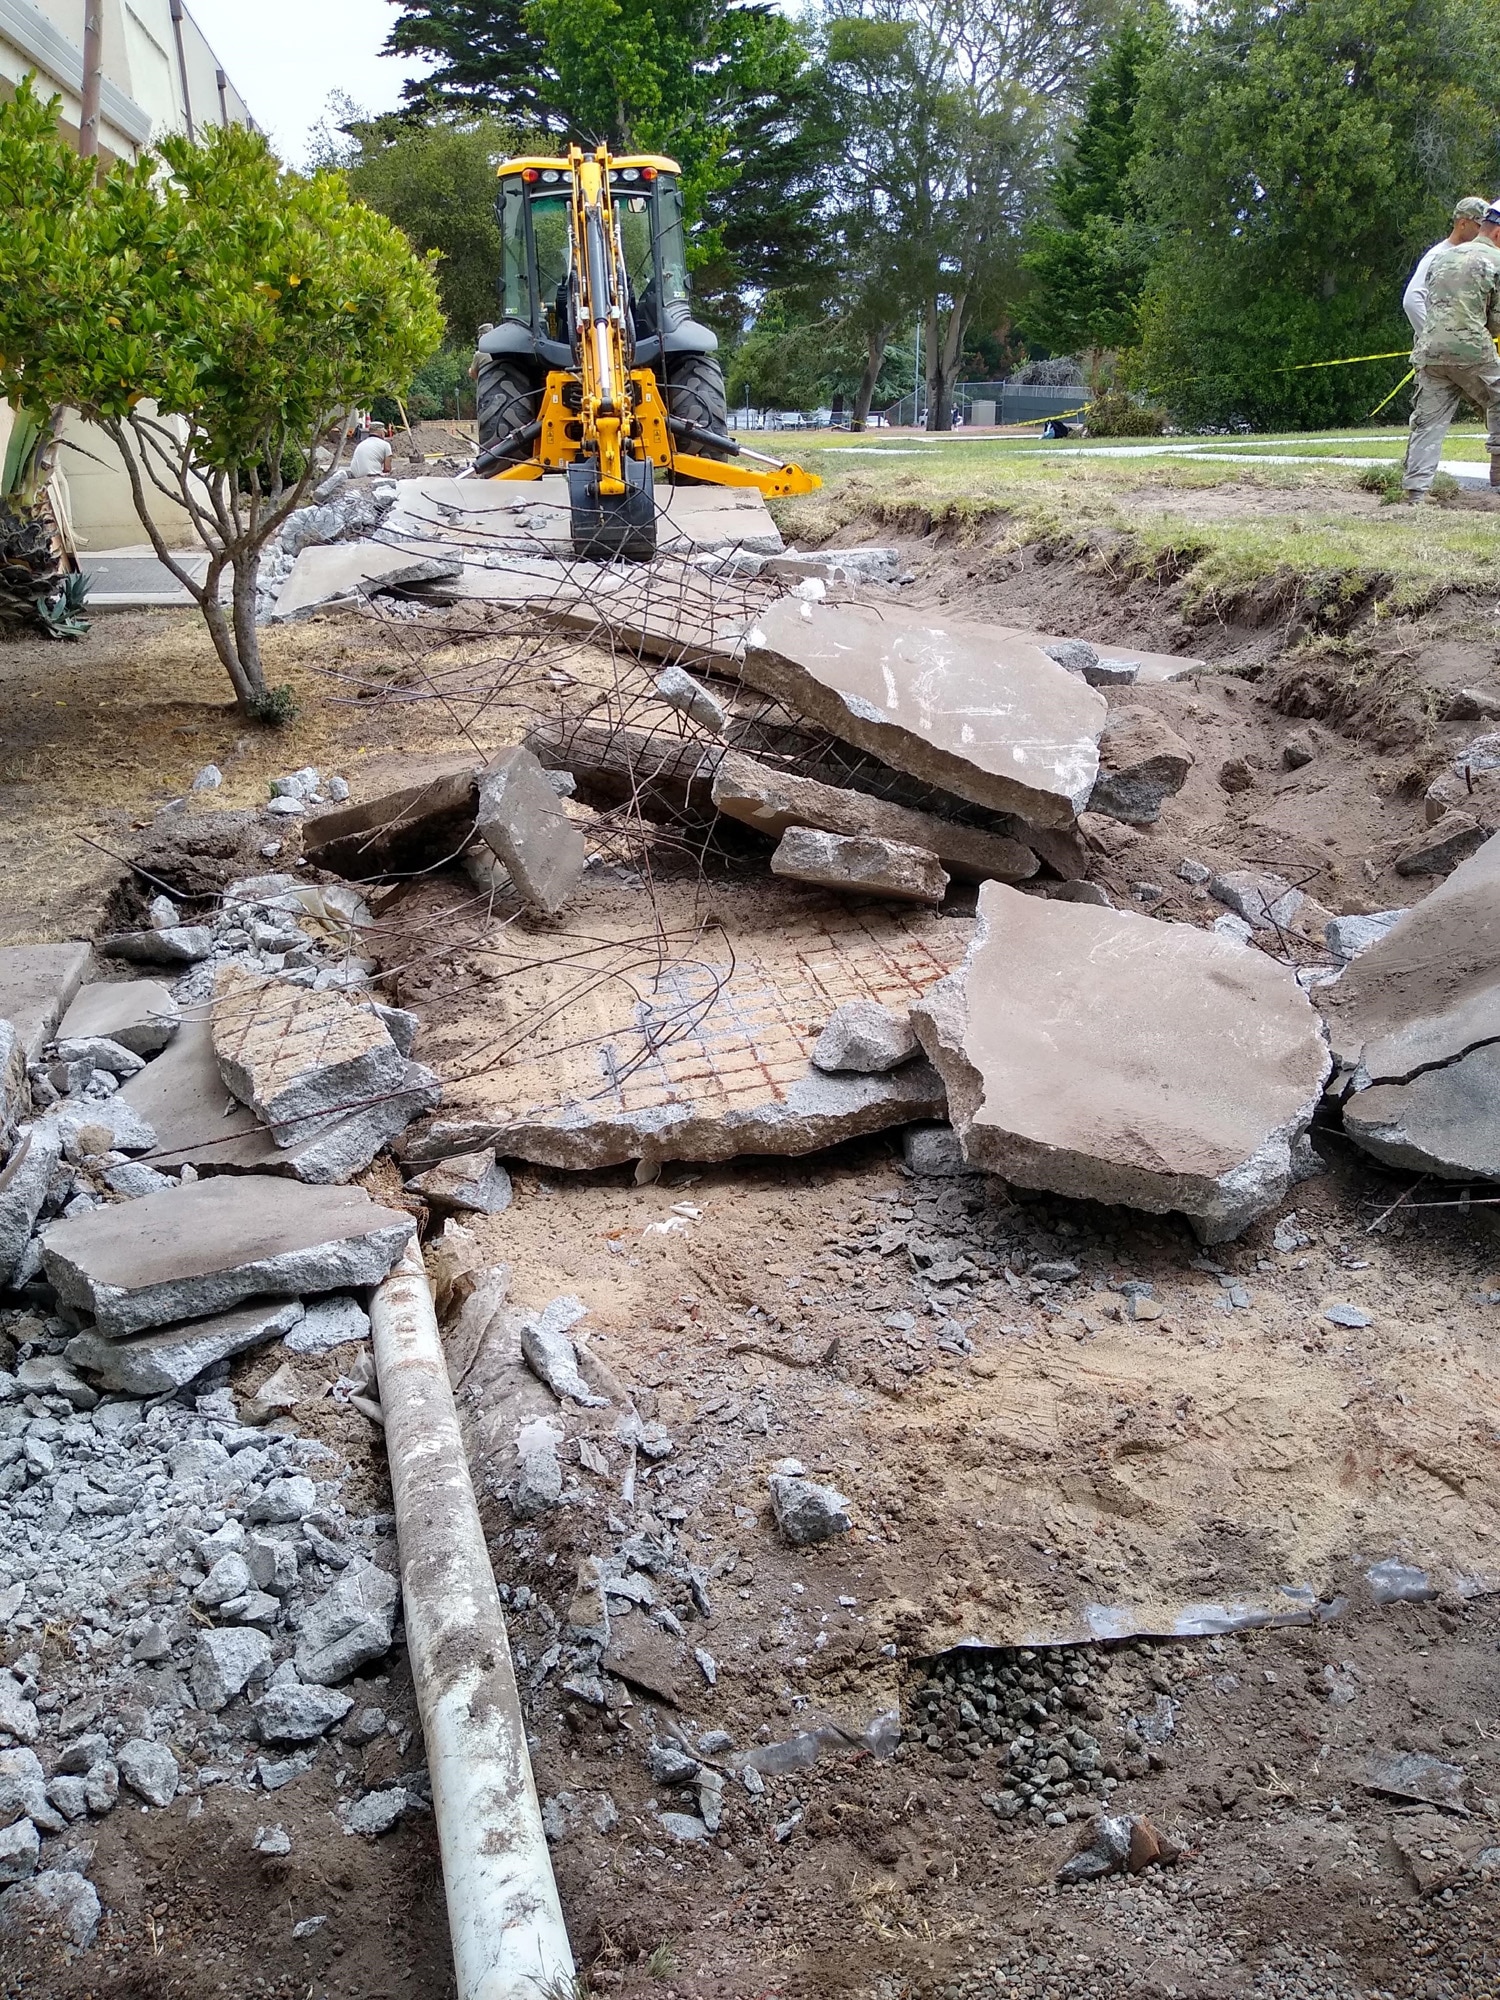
xmin=0 ymin=868 xmax=444 ymax=1934
xmin=250 ymin=536 xmax=1418 ymax=1244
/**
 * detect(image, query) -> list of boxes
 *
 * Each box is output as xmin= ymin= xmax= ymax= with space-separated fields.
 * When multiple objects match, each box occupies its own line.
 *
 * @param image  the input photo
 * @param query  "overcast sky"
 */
xmin=186 ymin=0 xmax=433 ymax=163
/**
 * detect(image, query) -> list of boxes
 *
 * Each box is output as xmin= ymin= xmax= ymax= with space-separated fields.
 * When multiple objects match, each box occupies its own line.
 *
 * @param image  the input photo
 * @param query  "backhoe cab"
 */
xmin=473 ymin=145 xmax=820 ymax=561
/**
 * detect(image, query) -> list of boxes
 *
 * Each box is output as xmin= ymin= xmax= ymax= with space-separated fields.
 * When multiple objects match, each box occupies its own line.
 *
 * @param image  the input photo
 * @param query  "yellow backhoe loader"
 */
xmin=471 ymin=144 xmax=820 ymax=560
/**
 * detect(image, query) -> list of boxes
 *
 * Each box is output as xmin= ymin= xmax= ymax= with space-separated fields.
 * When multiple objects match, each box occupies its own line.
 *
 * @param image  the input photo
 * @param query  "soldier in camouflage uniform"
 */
xmin=1402 ymin=205 xmax=1500 ymax=500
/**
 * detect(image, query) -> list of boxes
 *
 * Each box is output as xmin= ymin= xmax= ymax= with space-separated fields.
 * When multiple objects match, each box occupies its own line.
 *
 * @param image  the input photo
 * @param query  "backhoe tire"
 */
xmin=665 ymin=354 xmax=731 ymax=464
xmin=475 ymin=357 xmax=539 ymax=465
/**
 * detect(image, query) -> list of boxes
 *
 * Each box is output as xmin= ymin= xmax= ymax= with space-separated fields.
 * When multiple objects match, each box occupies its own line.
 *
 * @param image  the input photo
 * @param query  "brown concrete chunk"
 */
xmin=41 ymin=1178 xmax=415 ymax=1337
xmin=300 ymin=766 xmax=479 ymax=880
xmin=711 ymin=749 xmax=1037 ymax=882
xmin=1086 ymin=707 xmax=1195 ymax=826
xmin=212 ymin=966 xmax=409 ymax=1148
xmin=58 ymin=980 xmax=179 ymax=1057
xmin=476 ymin=748 xmax=588 ymax=917
xmin=911 ymin=882 xmax=1331 ymax=1243
xmin=741 ymin=597 xmax=1107 ymax=828
xmin=770 ymin=827 xmax=949 ymax=905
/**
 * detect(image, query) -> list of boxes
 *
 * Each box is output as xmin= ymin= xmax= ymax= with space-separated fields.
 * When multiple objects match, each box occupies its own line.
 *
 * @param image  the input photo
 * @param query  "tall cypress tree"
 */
xmin=1020 ymin=6 xmax=1164 ymax=357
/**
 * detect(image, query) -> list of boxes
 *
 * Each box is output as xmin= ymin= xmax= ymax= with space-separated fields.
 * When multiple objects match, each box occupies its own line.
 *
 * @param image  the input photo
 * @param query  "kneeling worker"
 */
xmin=1402 ymin=201 xmax=1500 ymax=500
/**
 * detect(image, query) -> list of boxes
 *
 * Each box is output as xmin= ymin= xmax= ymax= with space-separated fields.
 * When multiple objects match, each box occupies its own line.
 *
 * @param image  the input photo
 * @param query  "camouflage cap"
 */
xmin=1455 ymin=196 xmax=1489 ymax=221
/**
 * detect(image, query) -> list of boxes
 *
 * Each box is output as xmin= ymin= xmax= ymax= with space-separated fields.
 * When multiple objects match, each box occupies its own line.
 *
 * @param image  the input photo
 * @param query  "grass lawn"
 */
xmin=752 ymin=422 xmax=1500 ymax=608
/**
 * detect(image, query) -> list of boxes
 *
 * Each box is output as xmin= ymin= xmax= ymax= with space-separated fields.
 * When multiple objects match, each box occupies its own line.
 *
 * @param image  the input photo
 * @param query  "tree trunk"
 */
xmin=852 ymin=327 xmax=891 ymax=431
xmin=231 ymin=550 xmax=267 ymax=704
xmin=923 ymin=299 xmax=942 ymax=429
xmin=201 ymin=582 xmax=258 ymax=715
xmin=925 ymin=294 xmax=970 ymax=432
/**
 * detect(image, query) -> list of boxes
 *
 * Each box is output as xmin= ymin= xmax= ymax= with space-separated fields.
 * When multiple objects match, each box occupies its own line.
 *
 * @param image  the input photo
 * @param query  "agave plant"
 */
xmin=0 ymin=403 xmax=88 ymax=640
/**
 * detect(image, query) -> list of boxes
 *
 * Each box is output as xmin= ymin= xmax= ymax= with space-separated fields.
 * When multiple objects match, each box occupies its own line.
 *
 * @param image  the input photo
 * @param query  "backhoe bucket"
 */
xmin=567 ymin=455 xmax=657 ymax=562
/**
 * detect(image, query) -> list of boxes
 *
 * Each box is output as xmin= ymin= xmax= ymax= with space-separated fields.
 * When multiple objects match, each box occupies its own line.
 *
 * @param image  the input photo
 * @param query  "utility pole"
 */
xmin=79 ymin=2 xmax=104 ymax=159
xmin=913 ymin=315 xmax=921 ymax=429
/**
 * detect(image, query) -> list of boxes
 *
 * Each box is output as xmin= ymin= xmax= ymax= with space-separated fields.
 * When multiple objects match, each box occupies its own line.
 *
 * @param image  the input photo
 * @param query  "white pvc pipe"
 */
xmin=371 ymin=1246 xmax=575 ymax=2000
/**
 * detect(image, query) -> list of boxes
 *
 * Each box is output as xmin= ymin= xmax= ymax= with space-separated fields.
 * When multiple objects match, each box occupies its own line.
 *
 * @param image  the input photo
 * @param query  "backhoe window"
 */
xmin=656 ymin=178 xmax=689 ymax=306
xmin=499 ymin=180 xmax=528 ymax=319
xmin=530 ymin=193 xmax=572 ymax=335
xmin=618 ymin=197 xmax=656 ymax=329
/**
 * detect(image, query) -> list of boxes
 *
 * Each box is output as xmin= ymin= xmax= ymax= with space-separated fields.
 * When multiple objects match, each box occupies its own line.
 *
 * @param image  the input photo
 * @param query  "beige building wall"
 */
xmin=0 ymin=0 xmax=253 ymax=550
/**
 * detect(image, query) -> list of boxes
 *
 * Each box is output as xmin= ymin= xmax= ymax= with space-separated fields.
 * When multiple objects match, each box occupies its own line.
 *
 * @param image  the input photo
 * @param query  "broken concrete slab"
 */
xmin=65 ymin=1299 xmax=306 ymax=1396
xmin=393 ymin=873 xmax=959 ymax=1171
xmin=55 ymin=981 xmax=180 ymax=1059
xmin=526 ymin=720 xmax=723 ymax=827
xmin=0 ymin=944 xmax=93 ymax=1063
xmin=1424 ymin=766 xmax=1500 ymax=832
xmin=382 ymin=473 xmax=783 ymax=557
xmin=0 ymin=1127 xmax=63 ymax=1288
xmin=115 ymin=1014 xmax=435 ymax=1186
xmin=1324 ymin=831 xmax=1500 ymax=1179
xmin=271 ymin=542 xmax=463 ymax=622
xmin=811 ymin=1001 xmax=919 ymax=1074
xmin=403 ymin=1150 xmax=513 ymax=1215
xmin=1324 ymin=831 xmax=1500 ymax=1076
xmin=0 ymin=1025 xmax=21 ymax=1154
xmin=100 ymin=925 xmax=213 ymax=967
xmin=114 ymin=1017 xmax=281 ymax=1173
xmin=1325 ymin=911 xmax=1408 ymax=963
xmin=911 ymin=882 xmax=1332 ymax=1243
xmin=41 ymin=1179 xmax=414 ymax=1337
xmin=295 ymin=1561 xmax=399 ymax=1683
xmin=654 ymin=665 xmax=729 ymax=734
xmin=212 ymin=966 xmax=411 ymax=1148
xmin=763 ymin=548 xmax=901 ymax=586
xmin=770 ymin=827 xmax=950 ymax=905
xmin=1086 ymin=708 xmax=1194 ymax=826
xmin=741 ymin=598 xmax=1106 ymax=828
xmin=1210 ymin=870 xmax=1305 ymax=932
xmin=300 ymin=765 xmax=480 ymax=880
xmin=710 ymin=750 xmax=1037 ymax=884
xmin=1343 ymin=1046 xmax=1500 ymax=1180
xmin=1394 ymin=813 xmax=1487 ymax=878
xmin=476 ymin=748 xmax=588 ymax=917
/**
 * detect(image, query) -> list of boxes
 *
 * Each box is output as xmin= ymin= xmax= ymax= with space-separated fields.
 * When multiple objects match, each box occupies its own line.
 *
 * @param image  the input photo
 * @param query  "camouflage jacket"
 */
xmin=1413 ymin=238 xmax=1500 ymax=366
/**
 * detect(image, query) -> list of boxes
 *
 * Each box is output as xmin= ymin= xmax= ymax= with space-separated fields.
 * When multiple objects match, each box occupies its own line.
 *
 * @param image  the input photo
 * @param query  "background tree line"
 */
xmin=347 ymin=0 xmax=1500 ymax=431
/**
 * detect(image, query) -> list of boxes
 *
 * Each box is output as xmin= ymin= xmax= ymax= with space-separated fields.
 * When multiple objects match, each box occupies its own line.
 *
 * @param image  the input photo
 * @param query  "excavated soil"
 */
xmin=5 ymin=488 xmax=1500 ymax=1999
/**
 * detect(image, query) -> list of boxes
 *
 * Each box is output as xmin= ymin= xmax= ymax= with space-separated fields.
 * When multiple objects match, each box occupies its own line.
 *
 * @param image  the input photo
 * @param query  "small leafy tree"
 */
xmin=0 ymin=80 xmax=444 ymax=716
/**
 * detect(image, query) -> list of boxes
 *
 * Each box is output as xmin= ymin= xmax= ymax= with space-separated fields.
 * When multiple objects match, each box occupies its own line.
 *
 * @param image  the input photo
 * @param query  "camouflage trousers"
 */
xmin=1402 ymin=354 xmax=1500 ymax=492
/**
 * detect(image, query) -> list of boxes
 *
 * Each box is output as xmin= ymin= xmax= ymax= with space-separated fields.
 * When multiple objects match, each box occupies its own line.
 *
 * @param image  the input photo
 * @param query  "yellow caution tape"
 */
xmin=1367 ymin=369 xmax=1414 ymax=421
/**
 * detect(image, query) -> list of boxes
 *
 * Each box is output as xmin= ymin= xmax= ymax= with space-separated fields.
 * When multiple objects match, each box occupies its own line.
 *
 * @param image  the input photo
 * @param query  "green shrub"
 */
xmin=1083 ymin=390 xmax=1169 ymax=437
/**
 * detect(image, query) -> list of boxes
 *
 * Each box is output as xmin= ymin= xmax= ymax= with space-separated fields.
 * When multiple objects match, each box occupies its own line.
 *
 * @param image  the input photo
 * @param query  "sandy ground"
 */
xmin=5 ymin=469 xmax=1500 ymax=1999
